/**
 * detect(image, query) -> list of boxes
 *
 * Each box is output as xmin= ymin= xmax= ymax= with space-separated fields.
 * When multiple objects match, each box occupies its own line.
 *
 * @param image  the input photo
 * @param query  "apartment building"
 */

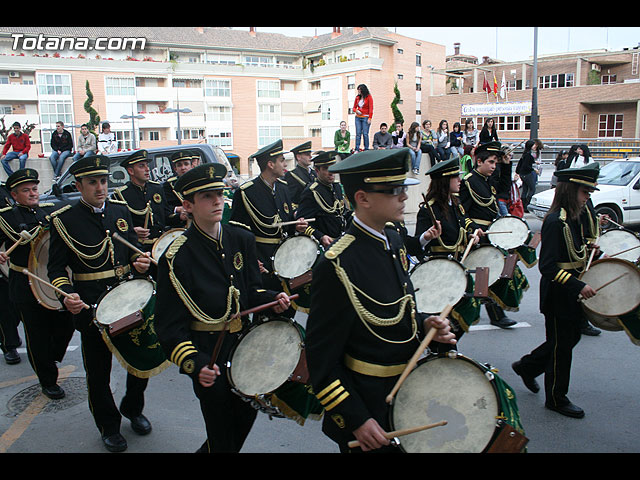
xmin=0 ymin=26 xmax=446 ymax=174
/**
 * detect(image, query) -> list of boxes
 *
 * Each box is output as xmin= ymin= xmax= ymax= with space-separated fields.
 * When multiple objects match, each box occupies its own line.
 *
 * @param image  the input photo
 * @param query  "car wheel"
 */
xmin=595 ymin=205 xmax=621 ymax=228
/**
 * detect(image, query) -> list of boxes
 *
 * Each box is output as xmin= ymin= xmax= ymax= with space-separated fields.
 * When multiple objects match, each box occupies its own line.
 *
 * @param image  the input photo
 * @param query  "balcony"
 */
xmin=0 ymin=83 xmax=37 ymax=101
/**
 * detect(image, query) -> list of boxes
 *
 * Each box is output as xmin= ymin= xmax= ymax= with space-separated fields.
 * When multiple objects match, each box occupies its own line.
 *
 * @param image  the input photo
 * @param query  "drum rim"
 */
xmin=272 ymin=235 xmax=321 ymax=279
xmin=93 ymin=277 xmax=156 ymax=326
xmin=579 ymin=257 xmax=640 ymax=317
xmin=152 ymin=228 xmax=186 ymax=260
xmin=227 ymin=316 xmax=304 ymax=396
xmin=388 ymin=352 xmax=501 ymax=454
xmin=27 ymin=229 xmax=63 ymax=311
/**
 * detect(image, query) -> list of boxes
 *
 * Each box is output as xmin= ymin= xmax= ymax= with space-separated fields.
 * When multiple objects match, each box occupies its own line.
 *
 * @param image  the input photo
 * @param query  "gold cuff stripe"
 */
xmin=317 ymin=385 xmax=346 ymax=406
xmin=171 ymin=342 xmax=198 ymax=366
xmin=316 ymin=379 xmax=341 ymax=398
xmin=52 ymin=276 xmax=72 ymax=287
xmin=325 ymin=391 xmax=350 ymax=411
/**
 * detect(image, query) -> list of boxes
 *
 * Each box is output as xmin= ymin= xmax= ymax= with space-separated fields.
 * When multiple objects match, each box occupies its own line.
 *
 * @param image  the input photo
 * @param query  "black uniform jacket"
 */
xmin=538 ymin=208 xmax=592 ymax=317
xmin=458 ymin=167 xmax=510 ymax=228
xmin=154 ymin=221 xmax=278 ymax=380
xmin=112 ymin=180 xmax=170 ymax=242
xmin=415 ymin=199 xmax=477 ymax=258
xmin=284 ymin=164 xmax=316 ymax=209
xmin=162 ymin=176 xmax=187 ymax=228
xmin=305 ymin=220 xmax=426 ymax=444
xmin=230 ymin=176 xmax=297 ymax=272
xmin=47 ymin=198 xmax=144 ymax=329
xmin=0 ymin=202 xmax=57 ymax=304
xmin=296 ymin=180 xmax=352 ymax=241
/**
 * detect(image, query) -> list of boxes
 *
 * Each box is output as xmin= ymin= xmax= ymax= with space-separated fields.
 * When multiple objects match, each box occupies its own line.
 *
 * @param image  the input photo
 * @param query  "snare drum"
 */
xmin=486 ymin=216 xmax=530 ymax=251
xmin=579 ymin=258 xmax=640 ymax=318
xmin=389 ymin=352 xmax=527 ymax=453
xmin=410 ymin=257 xmax=468 ymax=314
xmin=464 ymin=245 xmax=505 ymax=287
xmin=27 ymin=230 xmax=66 ymax=310
xmin=227 ymin=317 xmax=323 ymax=424
xmin=94 ymin=277 xmax=171 ymax=378
xmin=152 ymin=228 xmax=185 ymax=262
xmin=598 ymin=228 xmax=640 ymax=263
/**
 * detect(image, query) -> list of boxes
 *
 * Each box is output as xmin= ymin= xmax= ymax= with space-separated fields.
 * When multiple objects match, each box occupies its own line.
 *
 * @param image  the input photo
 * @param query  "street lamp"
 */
xmin=530 ymin=27 xmax=539 ymax=139
xmin=164 ymin=105 xmax=192 ymax=145
xmin=120 ymin=112 xmax=145 ymax=150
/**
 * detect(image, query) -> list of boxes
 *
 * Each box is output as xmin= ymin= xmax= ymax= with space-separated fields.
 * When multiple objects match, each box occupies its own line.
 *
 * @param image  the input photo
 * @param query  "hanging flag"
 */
xmin=483 ymin=73 xmax=491 ymax=94
xmin=493 ymin=73 xmax=498 ymax=98
xmin=500 ymin=71 xmax=507 ymax=100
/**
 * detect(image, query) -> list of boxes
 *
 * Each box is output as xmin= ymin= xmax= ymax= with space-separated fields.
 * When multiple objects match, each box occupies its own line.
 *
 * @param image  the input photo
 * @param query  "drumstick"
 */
xmin=347 ymin=420 xmax=448 ymax=449
xmin=608 ymin=244 xmax=640 ymax=258
xmin=21 ymin=269 xmax=90 ymax=310
xmin=235 ymin=294 xmax=299 ymax=318
xmin=585 ymin=234 xmax=600 ymax=272
xmin=111 ymin=232 xmax=158 ymax=265
xmin=386 ymin=304 xmax=454 ymax=405
xmin=143 ymin=201 xmax=151 ymax=229
xmin=460 ymin=229 xmax=481 ymax=264
xmin=274 ymin=218 xmax=315 ymax=227
xmin=598 ymin=214 xmax=625 ymax=230
xmin=3 ymin=230 xmax=33 ymax=256
xmin=208 ymin=320 xmax=229 ymax=369
xmin=485 ymin=231 xmax=513 ymax=235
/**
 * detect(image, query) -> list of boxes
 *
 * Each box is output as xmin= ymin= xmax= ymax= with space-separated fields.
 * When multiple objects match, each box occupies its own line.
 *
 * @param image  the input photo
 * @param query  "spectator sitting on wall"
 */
xmin=372 ymin=123 xmax=393 ymax=150
xmin=391 ymin=121 xmax=407 ymax=149
xmin=72 ymin=124 xmax=97 ymax=162
xmin=1 ymin=122 xmax=30 ymax=176
xmin=50 ymin=121 xmax=74 ymax=178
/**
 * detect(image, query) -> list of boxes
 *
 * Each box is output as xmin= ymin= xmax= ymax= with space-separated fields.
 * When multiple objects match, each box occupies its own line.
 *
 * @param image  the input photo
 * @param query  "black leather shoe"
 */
xmin=102 ymin=433 xmax=128 ymax=452
xmin=512 ymin=361 xmax=540 ymax=393
xmin=4 ymin=349 xmax=20 ymax=365
xmin=545 ymin=401 xmax=585 ymax=419
xmin=581 ymin=324 xmax=601 ymax=336
xmin=124 ymin=414 xmax=152 ymax=435
xmin=491 ymin=316 xmax=517 ymax=328
xmin=42 ymin=384 xmax=65 ymax=400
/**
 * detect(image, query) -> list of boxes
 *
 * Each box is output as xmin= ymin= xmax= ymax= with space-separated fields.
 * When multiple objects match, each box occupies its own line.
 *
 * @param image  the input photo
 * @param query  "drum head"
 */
xmin=229 ymin=319 xmax=303 ymax=396
xmin=28 ymin=230 xmax=65 ymax=310
xmin=487 ymin=216 xmax=530 ymax=251
xmin=464 ymin=245 xmax=505 ymax=286
xmin=272 ymin=236 xmax=319 ymax=279
xmin=411 ymin=258 xmax=467 ymax=314
xmin=152 ymin=228 xmax=185 ymax=261
xmin=95 ymin=278 xmax=155 ymax=326
xmin=598 ymin=229 xmax=640 ymax=263
xmin=580 ymin=258 xmax=640 ymax=317
xmin=390 ymin=355 xmax=499 ymax=453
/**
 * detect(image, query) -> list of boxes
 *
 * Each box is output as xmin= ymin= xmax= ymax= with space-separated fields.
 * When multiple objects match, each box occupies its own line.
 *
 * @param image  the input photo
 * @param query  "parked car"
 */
xmin=528 ymin=158 xmax=640 ymax=226
xmin=40 ymin=144 xmax=238 ymax=208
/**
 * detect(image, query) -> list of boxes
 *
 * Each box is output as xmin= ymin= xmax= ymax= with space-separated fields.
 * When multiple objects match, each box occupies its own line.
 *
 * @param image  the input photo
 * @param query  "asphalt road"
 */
xmin=0 ymin=213 xmax=638 ymax=455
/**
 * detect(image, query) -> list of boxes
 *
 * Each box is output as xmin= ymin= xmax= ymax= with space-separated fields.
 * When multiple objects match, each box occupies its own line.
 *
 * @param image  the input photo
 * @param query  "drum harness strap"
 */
xmin=165 ymin=235 xmax=241 ymax=327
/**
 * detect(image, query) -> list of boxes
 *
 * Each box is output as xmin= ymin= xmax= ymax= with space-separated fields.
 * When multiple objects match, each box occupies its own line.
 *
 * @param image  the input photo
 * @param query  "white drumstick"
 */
xmin=3 ymin=230 xmax=33 ymax=256
xmin=111 ymin=232 xmax=158 ymax=265
xmin=274 ymin=218 xmax=315 ymax=227
xmin=22 ymin=269 xmax=90 ymax=310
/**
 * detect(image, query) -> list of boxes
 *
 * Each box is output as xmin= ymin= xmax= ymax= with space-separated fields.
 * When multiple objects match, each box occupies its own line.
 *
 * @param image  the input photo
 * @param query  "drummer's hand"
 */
xmin=134 ymin=226 xmax=150 ymax=239
xmin=599 ymin=214 xmax=610 ymax=226
xmin=133 ymin=252 xmax=151 ymax=274
xmin=320 ymin=235 xmax=333 ymax=248
xmin=352 ymin=418 xmax=390 ymax=452
xmin=424 ymin=315 xmax=457 ymax=345
xmin=257 ymin=259 xmax=268 ymax=274
xmin=0 ymin=252 xmax=8 ymax=264
xmin=179 ymin=211 xmax=189 ymax=221
xmin=581 ymin=284 xmax=597 ymax=299
xmin=295 ymin=218 xmax=309 ymax=233
xmin=422 ymin=220 xmax=442 ymax=242
xmin=272 ymin=292 xmax=291 ymax=313
xmin=198 ymin=364 xmax=220 ymax=388
xmin=63 ymin=293 xmax=86 ymax=315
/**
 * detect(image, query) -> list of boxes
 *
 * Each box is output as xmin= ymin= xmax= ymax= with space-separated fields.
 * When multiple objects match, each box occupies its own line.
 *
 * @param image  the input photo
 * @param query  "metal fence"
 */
xmin=503 ymin=138 xmax=640 ymax=163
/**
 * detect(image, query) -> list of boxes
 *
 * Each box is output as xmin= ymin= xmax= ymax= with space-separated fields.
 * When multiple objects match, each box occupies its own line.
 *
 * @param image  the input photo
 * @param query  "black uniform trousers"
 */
xmin=515 ymin=288 xmax=582 ymax=407
xmin=16 ymin=302 xmax=74 ymax=387
xmin=0 ymin=280 xmax=21 ymax=351
xmin=78 ymin=317 xmax=148 ymax=436
xmin=191 ymin=329 xmax=257 ymax=453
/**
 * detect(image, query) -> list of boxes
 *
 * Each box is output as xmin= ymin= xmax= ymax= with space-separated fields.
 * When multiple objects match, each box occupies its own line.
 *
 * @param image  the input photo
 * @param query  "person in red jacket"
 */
xmin=352 ymin=84 xmax=373 ymax=151
xmin=1 ymin=122 xmax=30 ymax=176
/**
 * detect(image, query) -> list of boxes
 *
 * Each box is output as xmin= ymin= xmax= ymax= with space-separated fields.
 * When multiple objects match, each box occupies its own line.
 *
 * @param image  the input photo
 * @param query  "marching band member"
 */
xmin=153 ymin=163 xmax=291 ymax=452
xmin=47 ymin=155 xmax=152 ymax=452
xmin=458 ymin=142 xmax=521 ymax=328
xmin=284 ymin=141 xmax=316 ymax=212
xmin=0 ymin=169 xmax=74 ymax=395
xmin=512 ymin=163 xmax=601 ymax=419
xmin=295 ymin=150 xmax=352 ymax=248
xmin=305 ymin=148 xmax=456 ymax=453
xmin=163 ymin=149 xmax=195 ymax=228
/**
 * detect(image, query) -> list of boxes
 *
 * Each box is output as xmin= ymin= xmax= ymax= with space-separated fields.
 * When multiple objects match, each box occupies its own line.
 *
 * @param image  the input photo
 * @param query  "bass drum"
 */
xmin=598 ymin=228 xmax=640 ymax=263
xmin=579 ymin=258 xmax=640 ymax=318
xmin=28 ymin=230 xmax=69 ymax=310
xmin=410 ymin=257 xmax=468 ymax=314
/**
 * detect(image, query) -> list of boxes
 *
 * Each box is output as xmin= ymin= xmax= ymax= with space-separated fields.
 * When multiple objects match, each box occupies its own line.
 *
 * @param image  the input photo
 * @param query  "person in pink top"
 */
xmin=352 ymin=84 xmax=373 ymax=151
xmin=1 ymin=122 xmax=30 ymax=176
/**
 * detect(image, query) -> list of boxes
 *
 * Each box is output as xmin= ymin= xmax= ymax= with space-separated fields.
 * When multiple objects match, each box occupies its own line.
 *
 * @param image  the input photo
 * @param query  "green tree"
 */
xmin=390 ymin=82 xmax=404 ymax=132
xmin=84 ymin=80 xmax=101 ymax=134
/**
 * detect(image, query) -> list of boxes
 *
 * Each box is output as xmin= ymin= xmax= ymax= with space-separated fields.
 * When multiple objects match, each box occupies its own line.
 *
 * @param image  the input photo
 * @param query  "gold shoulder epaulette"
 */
xmin=50 ymin=204 xmax=72 ymax=217
xmin=240 ymin=181 xmax=254 ymax=190
xmin=324 ymin=234 xmax=355 ymax=260
xmin=165 ymin=234 xmax=187 ymax=259
xmin=38 ymin=202 xmax=55 ymax=208
xmin=149 ymin=180 xmax=160 ymax=185
xmin=309 ymin=181 xmax=319 ymax=191
xmin=0 ymin=206 xmax=12 ymax=213
xmin=559 ymin=208 xmax=567 ymax=221
xmin=109 ymin=198 xmax=128 ymax=206
xmin=463 ymin=172 xmax=473 ymax=181
xmin=277 ymin=178 xmax=288 ymax=185
xmin=427 ymin=198 xmax=435 ymax=206
xmin=384 ymin=221 xmax=396 ymax=228
xmin=227 ymin=220 xmax=251 ymax=231
xmin=115 ymin=185 xmax=128 ymax=193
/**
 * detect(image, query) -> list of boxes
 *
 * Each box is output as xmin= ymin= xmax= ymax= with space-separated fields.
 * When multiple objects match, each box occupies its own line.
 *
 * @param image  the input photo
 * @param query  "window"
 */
xmin=347 ymin=76 xmax=355 ymax=90
xmin=416 ymin=54 xmax=421 ymax=66
xmin=582 ymin=114 xmax=588 ymax=131
xmin=205 ymin=79 xmax=230 ymax=97
xmin=208 ymin=131 xmax=232 ymax=148
xmin=206 ymin=54 xmax=236 ymax=65
xmin=598 ymin=114 xmax=623 ymax=138
xmin=0 ymin=105 xmax=12 ymax=115
xmin=245 ymin=56 xmax=274 ymax=68
xmin=207 ymin=105 xmax=232 ymax=122
xmin=149 ymin=131 xmax=160 ymax=141
xmin=258 ymin=126 xmax=281 ymax=147
xmin=0 ymin=77 xmax=9 ymax=85
xmin=37 ymin=73 xmax=71 ymax=96
xmin=258 ymin=104 xmax=280 ymax=122
xmin=40 ymin=100 xmax=73 ymax=125
xmin=497 ymin=115 xmax=521 ymax=131
xmin=257 ymin=80 xmax=280 ymax=99
xmin=397 ymin=48 xmax=403 ymax=54
xmin=177 ymin=129 xmax=204 ymax=140
xmin=115 ymin=130 xmax=133 ymax=150
xmin=601 ymin=74 xmax=617 ymax=85
xmin=397 ymin=74 xmax=403 ymax=80
xmin=105 ymin=77 xmax=135 ymax=96
xmin=538 ymin=73 xmax=574 ymax=89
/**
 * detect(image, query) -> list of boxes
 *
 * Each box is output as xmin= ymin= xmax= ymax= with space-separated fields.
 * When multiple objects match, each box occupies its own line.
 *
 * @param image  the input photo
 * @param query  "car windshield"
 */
xmin=597 ymin=161 xmax=640 ymax=186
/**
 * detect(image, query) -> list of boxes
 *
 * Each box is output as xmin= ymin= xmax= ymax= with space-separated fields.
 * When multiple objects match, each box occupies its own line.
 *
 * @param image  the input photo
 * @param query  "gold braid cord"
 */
xmin=0 ymin=216 xmax=42 ymax=245
xmin=466 ymin=181 xmax=497 ymax=209
xmin=240 ymin=190 xmax=281 ymax=236
xmin=331 ymin=258 xmax=417 ymax=344
xmin=429 ymin=204 xmax=465 ymax=252
xmin=51 ymin=216 xmax=114 ymax=269
xmin=312 ymin=187 xmax=342 ymax=215
xmin=562 ymin=218 xmax=587 ymax=272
